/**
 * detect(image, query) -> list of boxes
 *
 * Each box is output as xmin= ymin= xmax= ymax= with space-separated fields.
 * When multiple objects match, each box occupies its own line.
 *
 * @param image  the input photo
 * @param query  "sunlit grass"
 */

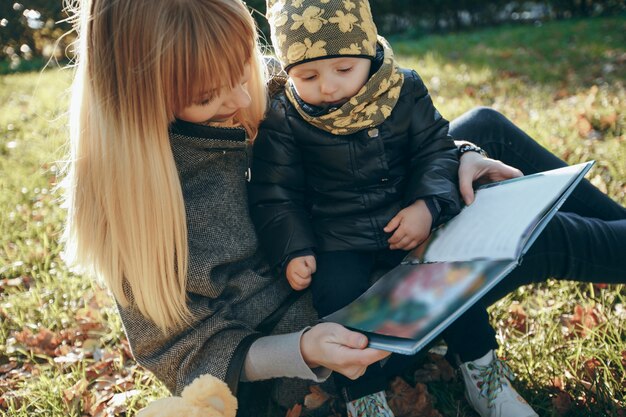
xmin=1 ymin=17 xmax=624 ymax=416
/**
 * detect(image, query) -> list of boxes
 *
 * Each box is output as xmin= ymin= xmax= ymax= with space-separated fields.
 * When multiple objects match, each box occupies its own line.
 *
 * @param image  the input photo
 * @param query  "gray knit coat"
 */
xmin=116 ymin=120 xmax=320 ymax=411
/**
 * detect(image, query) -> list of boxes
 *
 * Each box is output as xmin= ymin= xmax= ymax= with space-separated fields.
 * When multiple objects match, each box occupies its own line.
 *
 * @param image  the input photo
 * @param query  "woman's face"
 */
xmin=175 ymin=63 xmax=252 ymax=123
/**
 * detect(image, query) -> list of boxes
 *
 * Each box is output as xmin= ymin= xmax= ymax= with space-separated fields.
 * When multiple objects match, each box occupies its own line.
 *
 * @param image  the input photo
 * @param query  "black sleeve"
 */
xmin=248 ymin=102 xmax=317 ymax=267
xmin=404 ymin=70 xmax=462 ymax=225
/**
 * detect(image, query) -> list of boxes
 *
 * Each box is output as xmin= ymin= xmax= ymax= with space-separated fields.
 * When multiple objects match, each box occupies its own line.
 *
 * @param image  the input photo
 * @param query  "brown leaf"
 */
xmin=561 ymin=304 xmax=602 ymax=338
xmin=63 ymin=378 xmax=89 ymax=404
xmin=507 ymin=303 xmax=528 ymax=332
xmin=285 ymin=403 xmax=302 ymax=417
xmin=576 ymin=114 xmax=593 ymax=138
xmin=551 ymin=377 xmax=565 ymax=390
xmin=553 ymin=88 xmax=570 ymax=100
xmin=14 ymin=327 xmax=61 ymax=356
xmin=0 ymin=362 xmax=17 ymax=374
xmin=552 ymin=391 xmax=573 ymax=416
xmin=600 ymin=113 xmax=618 ymax=130
xmin=303 ymin=385 xmax=330 ymax=410
xmin=582 ymin=358 xmax=602 ymax=380
xmin=387 ymin=377 xmax=441 ymax=417
xmin=413 ymin=353 xmax=455 ymax=383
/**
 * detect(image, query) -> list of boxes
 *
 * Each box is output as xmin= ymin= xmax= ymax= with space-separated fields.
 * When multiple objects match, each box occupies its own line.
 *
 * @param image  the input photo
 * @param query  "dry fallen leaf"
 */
xmin=63 ymin=378 xmax=89 ymax=403
xmin=14 ymin=327 xmax=61 ymax=356
xmin=413 ymin=353 xmax=455 ymax=383
xmin=576 ymin=114 xmax=593 ymax=138
xmin=507 ymin=303 xmax=528 ymax=333
xmin=552 ymin=391 xmax=573 ymax=416
xmin=303 ymin=385 xmax=330 ymax=410
xmin=561 ymin=304 xmax=603 ymax=338
xmin=386 ymin=377 xmax=442 ymax=417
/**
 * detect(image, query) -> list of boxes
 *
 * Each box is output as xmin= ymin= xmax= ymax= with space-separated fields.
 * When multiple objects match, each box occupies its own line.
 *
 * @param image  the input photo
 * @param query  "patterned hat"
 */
xmin=266 ymin=0 xmax=378 ymax=71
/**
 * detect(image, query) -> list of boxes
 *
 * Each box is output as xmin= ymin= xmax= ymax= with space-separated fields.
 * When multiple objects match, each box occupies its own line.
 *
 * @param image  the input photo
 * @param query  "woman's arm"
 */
xmin=243 ymin=323 xmax=391 ymax=382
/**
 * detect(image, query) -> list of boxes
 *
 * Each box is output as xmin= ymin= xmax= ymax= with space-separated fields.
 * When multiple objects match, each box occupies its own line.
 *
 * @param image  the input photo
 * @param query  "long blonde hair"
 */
xmin=63 ymin=0 xmax=267 ymax=332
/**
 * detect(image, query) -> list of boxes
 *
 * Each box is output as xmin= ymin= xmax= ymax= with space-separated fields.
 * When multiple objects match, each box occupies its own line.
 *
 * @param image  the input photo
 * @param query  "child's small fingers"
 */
xmin=387 ymin=229 xmax=405 ymax=245
xmin=383 ymin=216 xmax=401 ymax=233
xmin=304 ymin=257 xmax=317 ymax=274
xmin=288 ymin=277 xmax=301 ymax=290
xmin=295 ymin=264 xmax=309 ymax=276
xmin=400 ymin=240 xmax=418 ymax=250
xmin=395 ymin=235 xmax=416 ymax=250
xmin=296 ymin=276 xmax=311 ymax=290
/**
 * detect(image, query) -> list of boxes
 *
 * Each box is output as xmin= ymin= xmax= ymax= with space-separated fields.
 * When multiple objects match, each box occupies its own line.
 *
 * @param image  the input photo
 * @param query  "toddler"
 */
xmin=249 ymin=1 xmax=538 ymax=416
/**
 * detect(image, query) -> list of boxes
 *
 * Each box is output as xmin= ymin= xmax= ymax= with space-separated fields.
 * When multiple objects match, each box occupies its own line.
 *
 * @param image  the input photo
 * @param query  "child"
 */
xmin=249 ymin=1 xmax=538 ymax=416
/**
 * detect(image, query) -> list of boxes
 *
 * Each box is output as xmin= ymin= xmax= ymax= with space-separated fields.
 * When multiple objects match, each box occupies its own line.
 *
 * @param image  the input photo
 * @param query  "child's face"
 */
xmin=288 ymin=57 xmax=371 ymax=107
xmin=176 ymin=63 xmax=252 ymax=124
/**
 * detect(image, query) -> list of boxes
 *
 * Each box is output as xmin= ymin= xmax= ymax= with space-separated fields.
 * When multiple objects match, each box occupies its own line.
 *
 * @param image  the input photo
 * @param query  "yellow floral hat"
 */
xmin=266 ymin=0 xmax=378 ymax=70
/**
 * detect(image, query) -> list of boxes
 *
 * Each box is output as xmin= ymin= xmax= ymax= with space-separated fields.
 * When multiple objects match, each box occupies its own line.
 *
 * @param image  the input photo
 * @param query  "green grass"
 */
xmin=1 ymin=17 xmax=625 ymax=416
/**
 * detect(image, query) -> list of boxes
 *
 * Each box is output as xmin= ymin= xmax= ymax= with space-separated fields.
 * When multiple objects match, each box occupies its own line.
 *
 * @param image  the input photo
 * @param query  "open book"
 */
xmin=323 ymin=161 xmax=595 ymax=354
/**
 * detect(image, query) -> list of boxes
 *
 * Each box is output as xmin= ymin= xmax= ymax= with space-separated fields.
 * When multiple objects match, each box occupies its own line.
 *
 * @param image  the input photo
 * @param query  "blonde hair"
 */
xmin=63 ymin=0 xmax=267 ymax=332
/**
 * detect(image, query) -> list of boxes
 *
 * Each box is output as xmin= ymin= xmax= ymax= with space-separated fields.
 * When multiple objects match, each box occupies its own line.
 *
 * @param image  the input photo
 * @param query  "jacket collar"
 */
xmin=170 ymin=119 xmax=246 ymax=142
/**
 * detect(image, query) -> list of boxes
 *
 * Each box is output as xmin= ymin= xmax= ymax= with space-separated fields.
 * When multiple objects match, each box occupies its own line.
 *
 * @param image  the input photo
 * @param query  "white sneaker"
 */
xmin=458 ymin=350 xmax=538 ymax=417
xmin=345 ymin=390 xmax=394 ymax=417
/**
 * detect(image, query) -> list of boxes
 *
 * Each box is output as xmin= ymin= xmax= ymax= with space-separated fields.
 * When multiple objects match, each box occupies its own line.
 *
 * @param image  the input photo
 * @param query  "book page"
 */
xmin=423 ymin=164 xmax=586 ymax=263
xmin=324 ymin=259 xmax=517 ymax=354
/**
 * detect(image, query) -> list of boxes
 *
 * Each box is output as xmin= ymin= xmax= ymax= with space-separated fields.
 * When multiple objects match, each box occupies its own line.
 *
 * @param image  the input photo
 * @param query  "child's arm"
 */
xmin=384 ymin=199 xmax=432 ymax=250
xmin=248 ymin=102 xmax=317 ymax=268
xmin=403 ymin=70 xmax=463 ymax=226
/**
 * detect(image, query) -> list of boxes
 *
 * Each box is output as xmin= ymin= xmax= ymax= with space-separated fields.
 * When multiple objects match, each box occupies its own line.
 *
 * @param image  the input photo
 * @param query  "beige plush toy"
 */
xmin=137 ymin=374 xmax=238 ymax=417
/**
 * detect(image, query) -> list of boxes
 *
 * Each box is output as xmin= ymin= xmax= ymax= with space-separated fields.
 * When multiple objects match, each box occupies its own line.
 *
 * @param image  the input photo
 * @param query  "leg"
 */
xmin=483 ymin=212 xmax=626 ymax=306
xmin=442 ymin=304 xmax=498 ymax=362
xmin=450 ymin=107 xmax=626 ymax=221
xmin=311 ymin=251 xmax=391 ymax=407
xmin=311 ymin=250 xmax=375 ymax=317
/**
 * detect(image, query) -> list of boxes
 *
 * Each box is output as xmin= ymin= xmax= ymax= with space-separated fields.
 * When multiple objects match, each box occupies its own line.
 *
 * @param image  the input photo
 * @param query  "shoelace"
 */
xmin=348 ymin=391 xmax=393 ymax=417
xmin=468 ymin=357 xmax=516 ymax=407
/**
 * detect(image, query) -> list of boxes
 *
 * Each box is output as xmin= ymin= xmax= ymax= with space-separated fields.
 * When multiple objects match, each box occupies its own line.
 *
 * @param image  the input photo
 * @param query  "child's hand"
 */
xmin=286 ymin=255 xmax=317 ymax=291
xmin=384 ymin=199 xmax=432 ymax=250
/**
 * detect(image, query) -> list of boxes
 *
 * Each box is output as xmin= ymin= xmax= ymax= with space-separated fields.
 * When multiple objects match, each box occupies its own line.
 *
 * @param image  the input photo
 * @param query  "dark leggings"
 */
xmin=441 ymin=107 xmax=626 ymax=361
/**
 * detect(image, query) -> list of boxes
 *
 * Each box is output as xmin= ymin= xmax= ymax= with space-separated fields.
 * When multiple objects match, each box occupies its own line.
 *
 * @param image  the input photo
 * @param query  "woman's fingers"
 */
xmin=459 ymin=152 xmax=524 ymax=205
xmin=300 ymin=323 xmax=390 ymax=378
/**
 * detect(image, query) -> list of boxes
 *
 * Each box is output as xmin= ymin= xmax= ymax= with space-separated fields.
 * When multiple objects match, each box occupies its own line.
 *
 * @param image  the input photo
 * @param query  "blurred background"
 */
xmin=1 ymin=0 xmax=625 ymax=73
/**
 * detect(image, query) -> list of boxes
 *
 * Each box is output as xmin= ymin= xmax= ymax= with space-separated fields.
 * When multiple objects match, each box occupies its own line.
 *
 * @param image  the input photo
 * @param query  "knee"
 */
xmin=461 ymin=107 xmax=508 ymax=127
xmin=450 ymin=107 xmax=513 ymax=148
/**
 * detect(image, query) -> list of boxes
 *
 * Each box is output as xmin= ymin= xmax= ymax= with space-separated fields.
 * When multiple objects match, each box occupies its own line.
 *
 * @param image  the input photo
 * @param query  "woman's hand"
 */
xmin=458 ymin=151 xmax=523 ymax=205
xmin=300 ymin=323 xmax=391 ymax=380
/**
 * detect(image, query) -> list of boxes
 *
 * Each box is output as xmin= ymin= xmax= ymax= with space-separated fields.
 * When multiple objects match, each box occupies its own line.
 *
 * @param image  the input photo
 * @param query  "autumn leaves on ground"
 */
xmin=1 ymin=17 xmax=625 ymax=417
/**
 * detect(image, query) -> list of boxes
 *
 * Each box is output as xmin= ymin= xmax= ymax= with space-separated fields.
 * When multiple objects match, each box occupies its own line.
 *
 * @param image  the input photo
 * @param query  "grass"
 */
xmin=1 ymin=16 xmax=625 ymax=417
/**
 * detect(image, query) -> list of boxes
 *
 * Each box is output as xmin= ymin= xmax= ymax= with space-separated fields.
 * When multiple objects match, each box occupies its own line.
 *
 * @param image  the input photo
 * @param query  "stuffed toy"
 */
xmin=137 ymin=374 xmax=237 ymax=417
